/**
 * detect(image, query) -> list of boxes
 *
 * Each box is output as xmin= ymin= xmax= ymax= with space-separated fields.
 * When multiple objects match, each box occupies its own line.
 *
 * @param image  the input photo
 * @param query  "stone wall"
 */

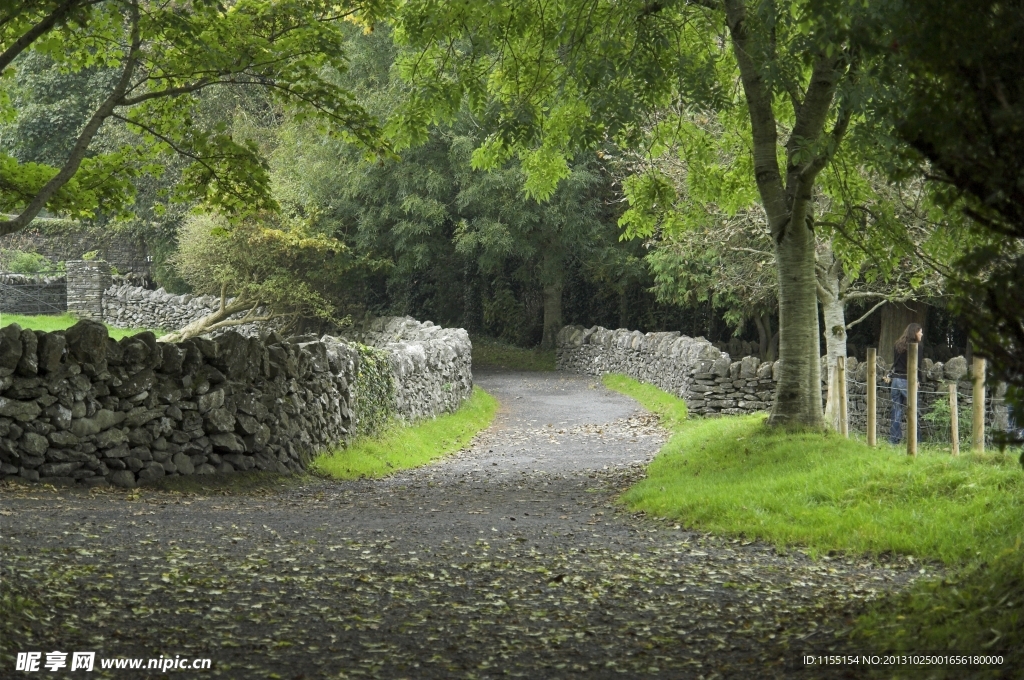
xmin=343 ymin=316 xmax=474 ymax=422
xmin=100 ymin=282 xmax=262 ymax=336
xmin=0 ymin=220 xmax=152 ymax=276
xmin=0 ymin=317 xmax=473 ymax=488
xmin=66 ymin=260 xmax=112 ymax=321
xmin=556 ymin=325 xmax=1004 ymax=436
xmin=0 ymin=274 xmax=67 ymax=315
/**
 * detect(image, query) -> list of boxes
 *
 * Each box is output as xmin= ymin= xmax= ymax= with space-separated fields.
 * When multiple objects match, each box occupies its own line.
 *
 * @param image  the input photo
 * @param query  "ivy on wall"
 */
xmin=354 ymin=344 xmax=397 ymax=438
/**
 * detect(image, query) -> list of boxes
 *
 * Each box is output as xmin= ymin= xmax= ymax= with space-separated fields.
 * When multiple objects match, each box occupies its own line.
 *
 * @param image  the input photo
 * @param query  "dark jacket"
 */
xmin=892 ymin=345 xmax=923 ymax=381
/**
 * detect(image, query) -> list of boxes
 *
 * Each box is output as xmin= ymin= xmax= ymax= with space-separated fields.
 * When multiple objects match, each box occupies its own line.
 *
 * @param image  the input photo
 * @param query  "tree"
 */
xmin=865 ymin=0 xmax=1024 ymax=400
xmin=391 ymin=0 xmax=886 ymax=428
xmin=269 ymin=26 xmax=624 ymax=349
xmin=0 ymin=0 xmax=388 ymax=235
xmin=616 ymin=104 xmax=945 ymax=428
xmin=159 ymin=211 xmax=361 ymax=343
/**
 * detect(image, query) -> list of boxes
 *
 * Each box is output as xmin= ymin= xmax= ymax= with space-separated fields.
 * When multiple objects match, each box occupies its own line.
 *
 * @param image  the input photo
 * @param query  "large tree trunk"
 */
xmin=540 ymin=278 xmax=563 ymax=351
xmin=878 ymin=301 xmax=929 ymax=365
xmin=726 ymin=0 xmax=845 ymax=429
xmin=768 ymin=215 xmax=824 ymax=427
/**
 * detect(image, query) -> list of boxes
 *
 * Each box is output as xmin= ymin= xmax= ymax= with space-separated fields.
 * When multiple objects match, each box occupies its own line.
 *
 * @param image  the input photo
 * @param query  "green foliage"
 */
xmin=471 ymin=335 xmax=555 ymax=372
xmin=268 ymin=27 xmax=635 ymax=345
xmin=604 ymin=377 xmax=1024 ymax=564
xmin=312 ymin=387 xmax=498 ymax=480
xmin=173 ymin=211 xmax=367 ymax=327
xmin=1 ymin=313 xmax=163 ymax=340
xmin=353 ymin=344 xmax=397 ymax=439
xmin=0 ymin=0 xmax=392 ymax=231
xmin=857 ymin=0 xmax=1024 ymax=414
xmin=0 ymin=249 xmax=61 ymax=275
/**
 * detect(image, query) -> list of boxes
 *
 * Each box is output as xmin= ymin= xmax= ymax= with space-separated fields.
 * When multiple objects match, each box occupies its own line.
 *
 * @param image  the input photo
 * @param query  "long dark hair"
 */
xmin=894 ymin=323 xmax=923 ymax=354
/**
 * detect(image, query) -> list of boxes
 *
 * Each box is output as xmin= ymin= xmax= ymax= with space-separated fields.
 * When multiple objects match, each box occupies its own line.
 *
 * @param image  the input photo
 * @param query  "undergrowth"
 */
xmin=312 ymin=387 xmax=498 ymax=480
xmin=471 ymin=336 xmax=556 ymax=371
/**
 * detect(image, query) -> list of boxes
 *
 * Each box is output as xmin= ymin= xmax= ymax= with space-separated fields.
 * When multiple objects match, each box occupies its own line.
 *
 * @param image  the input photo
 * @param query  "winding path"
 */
xmin=1 ymin=371 xmax=917 ymax=678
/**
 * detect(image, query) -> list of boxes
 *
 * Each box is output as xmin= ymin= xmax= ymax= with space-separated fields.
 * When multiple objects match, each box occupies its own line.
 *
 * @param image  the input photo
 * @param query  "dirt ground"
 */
xmin=1 ymin=371 xmax=921 ymax=679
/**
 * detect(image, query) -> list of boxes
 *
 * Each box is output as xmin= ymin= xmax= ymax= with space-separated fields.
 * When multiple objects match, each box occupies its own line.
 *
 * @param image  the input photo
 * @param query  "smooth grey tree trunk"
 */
xmin=768 ymin=214 xmax=824 ymax=427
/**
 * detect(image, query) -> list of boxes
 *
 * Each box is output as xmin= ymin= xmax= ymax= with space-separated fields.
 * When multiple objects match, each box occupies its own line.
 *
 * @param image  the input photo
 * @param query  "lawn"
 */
xmin=604 ymin=373 xmax=1024 ymax=677
xmin=312 ymin=387 xmax=499 ymax=479
xmin=0 ymin=313 xmax=163 ymax=340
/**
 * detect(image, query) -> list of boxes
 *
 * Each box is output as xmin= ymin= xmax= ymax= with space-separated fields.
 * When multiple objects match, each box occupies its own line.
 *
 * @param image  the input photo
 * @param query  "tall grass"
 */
xmin=312 ymin=387 xmax=498 ymax=479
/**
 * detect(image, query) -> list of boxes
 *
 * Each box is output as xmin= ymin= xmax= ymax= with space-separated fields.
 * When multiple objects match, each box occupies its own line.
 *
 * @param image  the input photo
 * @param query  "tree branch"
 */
xmin=725 ymin=0 xmax=787 ymax=239
xmin=0 ymin=0 xmax=93 ymax=74
xmin=845 ymin=298 xmax=890 ymax=330
xmin=0 ymin=1 xmax=141 ymax=236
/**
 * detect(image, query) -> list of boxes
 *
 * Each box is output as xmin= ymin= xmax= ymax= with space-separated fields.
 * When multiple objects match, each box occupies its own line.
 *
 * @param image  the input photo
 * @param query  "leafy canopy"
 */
xmin=0 ymin=0 xmax=391 ymax=234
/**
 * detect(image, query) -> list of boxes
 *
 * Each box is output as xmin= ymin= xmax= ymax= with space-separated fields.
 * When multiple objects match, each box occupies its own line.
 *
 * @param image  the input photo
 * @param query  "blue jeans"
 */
xmin=889 ymin=378 xmax=919 ymax=444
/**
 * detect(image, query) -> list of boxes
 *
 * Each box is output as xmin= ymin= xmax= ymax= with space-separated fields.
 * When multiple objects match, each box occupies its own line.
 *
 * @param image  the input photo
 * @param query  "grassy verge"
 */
xmin=312 ymin=387 xmax=498 ymax=480
xmin=471 ymin=335 xmax=556 ymax=371
xmin=605 ymin=374 xmax=1023 ymax=563
xmin=603 ymin=373 xmax=1024 ymax=674
xmin=602 ymin=373 xmax=688 ymax=430
xmin=1 ymin=312 xmax=163 ymax=340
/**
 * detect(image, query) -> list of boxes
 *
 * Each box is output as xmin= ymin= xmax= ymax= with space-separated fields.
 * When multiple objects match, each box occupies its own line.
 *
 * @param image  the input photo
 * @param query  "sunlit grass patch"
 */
xmin=603 ymin=374 xmax=1024 ymax=564
xmin=312 ymin=387 xmax=498 ymax=480
xmin=602 ymin=374 xmax=687 ymax=430
xmin=0 ymin=312 xmax=164 ymax=340
xmin=471 ymin=336 xmax=555 ymax=371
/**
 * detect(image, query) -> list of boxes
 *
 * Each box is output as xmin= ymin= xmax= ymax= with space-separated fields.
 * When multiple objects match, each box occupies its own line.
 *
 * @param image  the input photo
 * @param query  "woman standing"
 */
xmin=889 ymin=323 xmax=924 ymax=444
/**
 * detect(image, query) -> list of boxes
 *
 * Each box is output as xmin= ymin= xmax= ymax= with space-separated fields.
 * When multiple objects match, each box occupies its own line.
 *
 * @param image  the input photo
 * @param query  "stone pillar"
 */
xmin=66 ymin=260 xmax=111 ymax=321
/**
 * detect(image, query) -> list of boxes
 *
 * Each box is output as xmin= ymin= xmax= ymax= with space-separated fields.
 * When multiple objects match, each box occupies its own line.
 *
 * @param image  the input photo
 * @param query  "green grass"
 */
xmin=604 ymin=373 xmax=1024 ymax=677
xmin=311 ymin=387 xmax=499 ymax=479
xmin=602 ymin=374 xmax=688 ymax=430
xmin=471 ymin=335 xmax=556 ymax=371
xmin=0 ymin=312 xmax=163 ymax=340
xmin=604 ymin=374 xmax=1024 ymax=564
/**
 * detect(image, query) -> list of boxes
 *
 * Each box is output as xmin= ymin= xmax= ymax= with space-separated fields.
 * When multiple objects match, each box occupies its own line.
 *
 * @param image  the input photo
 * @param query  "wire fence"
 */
xmin=847 ymin=378 xmax=1012 ymax=449
xmin=0 ymin=277 xmax=67 ymax=316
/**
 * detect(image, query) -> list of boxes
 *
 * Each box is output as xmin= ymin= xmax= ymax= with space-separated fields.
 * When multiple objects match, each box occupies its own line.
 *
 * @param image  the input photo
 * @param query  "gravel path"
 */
xmin=1 ymin=371 xmax=920 ymax=679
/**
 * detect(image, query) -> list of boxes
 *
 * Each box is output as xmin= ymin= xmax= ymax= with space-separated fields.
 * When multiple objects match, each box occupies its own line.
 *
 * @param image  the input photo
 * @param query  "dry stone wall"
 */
xmin=556 ymin=325 xmax=1002 ymax=433
xmin=342 ymin=316 xmax=474 ymax=422
xmin=0 ymin=316 xmax=473 ymax=488
xmin=0 ymin=274 xmax=67 ymax=315
xmin=101 ymin=283 xmax=263 ymax=336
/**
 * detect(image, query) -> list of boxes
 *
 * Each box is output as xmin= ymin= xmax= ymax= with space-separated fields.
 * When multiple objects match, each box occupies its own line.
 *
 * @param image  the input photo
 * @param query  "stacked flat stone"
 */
xmin=556 ymin=324 xmax=996 ymax=427
xmin=0 ymin=274 xmax=67 ymax=315
xmin=101 ymin=283 xmax=263 ymax=337
xmin=342 ymin=316 xmax=474 ymax=421
xmin=66 ymin=260 xmax=111 ymax=321
xmin=0 ymin=320 xmax=359 ymax=488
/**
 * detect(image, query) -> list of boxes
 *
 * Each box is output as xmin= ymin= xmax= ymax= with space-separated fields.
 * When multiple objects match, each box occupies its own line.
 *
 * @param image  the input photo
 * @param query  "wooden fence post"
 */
xmin=867 ymin=348 xmax=876 ymax=447
xmin=837 ymin=356 xmax=848 ymax=438
xmin=908 ymin=342 xmax=918 ymax=457
xmin=973 ymin=356 xmax=986 ymax=453
xmin=949 ymin=382 xmax=959 ymax=457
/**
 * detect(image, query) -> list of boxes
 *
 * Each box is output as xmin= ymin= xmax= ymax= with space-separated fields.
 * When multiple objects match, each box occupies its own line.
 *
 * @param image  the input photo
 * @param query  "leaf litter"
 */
xmin=1 ymin=372 xmax=921 ymax=678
